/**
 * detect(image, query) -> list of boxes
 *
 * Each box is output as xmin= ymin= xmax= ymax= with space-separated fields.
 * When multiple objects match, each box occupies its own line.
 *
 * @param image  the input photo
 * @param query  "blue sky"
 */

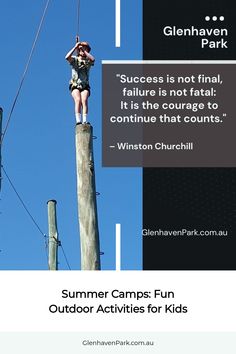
xmin=0 ymin=0 xmax=142 ymax=270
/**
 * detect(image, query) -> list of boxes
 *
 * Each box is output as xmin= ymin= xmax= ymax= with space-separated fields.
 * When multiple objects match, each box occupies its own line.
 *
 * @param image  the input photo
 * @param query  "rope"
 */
xmin=60 ymin=244 xmax=71 ymax=270
xmin=0 ymin=0 xmax=51 ymax=146
xmin=77 ymin=0 xmax=81 ymax=36
xmin=0 ymin=1 xmax=74 ymax=271
xmin=2 ymin=165 xmax=72 ymax=270
xmin=52 ymin=237 xmax=71 ymax=270
xmin=2 ymin=165 xmax=49 ymax=263
xmin=2 ymin=166 xmax=47 ymax=239
xmin=2 ymin=164 xmax=74 ymax=272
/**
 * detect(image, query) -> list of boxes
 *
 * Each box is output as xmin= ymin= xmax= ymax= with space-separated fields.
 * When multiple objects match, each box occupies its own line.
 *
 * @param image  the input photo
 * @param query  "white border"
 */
xmin=115 ymin=0 xmax=121 ymax=47
xmin=0 ymin=271 xmax=235 ymax=332
xmin=116 ymin=223 xmax=121 ymax=271
xmin=102 ymin=60 xmax=236 ymax=64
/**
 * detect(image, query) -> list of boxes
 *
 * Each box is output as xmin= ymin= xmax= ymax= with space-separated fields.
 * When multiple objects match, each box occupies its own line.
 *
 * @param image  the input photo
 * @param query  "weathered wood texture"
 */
xmin=75 ymin=124 xmax=101 ymax=270
xmin=47 ymin=200 xmax=59 ymax=270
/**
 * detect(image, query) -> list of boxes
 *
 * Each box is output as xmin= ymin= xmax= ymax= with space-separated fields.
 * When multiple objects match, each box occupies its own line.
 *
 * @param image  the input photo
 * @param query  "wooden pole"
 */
xmin=75 ymin=123 xmax=101 ymax=270
xmin=0 ymin=108 xmax=3 ymax=192
xmin=47 ymin=199 xmax=59 ymax=270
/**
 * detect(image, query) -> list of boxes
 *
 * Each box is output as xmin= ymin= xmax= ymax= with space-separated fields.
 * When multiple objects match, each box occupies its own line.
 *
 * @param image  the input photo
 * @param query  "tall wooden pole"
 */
xmin=47 ymin=199 xmax=59 ymax=270
xmin=75 ymin=123 xmax=101 ymax=270
xmin=0 ymin=108 xmax=3 ymax=192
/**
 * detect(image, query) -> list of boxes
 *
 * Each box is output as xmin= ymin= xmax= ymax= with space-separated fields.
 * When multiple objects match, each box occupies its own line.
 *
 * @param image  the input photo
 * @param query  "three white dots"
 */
xmin=205 ymin=16 xmax=224 ymax=21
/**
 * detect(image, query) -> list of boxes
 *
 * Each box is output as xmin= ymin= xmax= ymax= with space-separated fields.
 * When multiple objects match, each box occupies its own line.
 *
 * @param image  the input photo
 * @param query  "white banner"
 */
xmin=0 ymin=271 xmax=235 ymax=332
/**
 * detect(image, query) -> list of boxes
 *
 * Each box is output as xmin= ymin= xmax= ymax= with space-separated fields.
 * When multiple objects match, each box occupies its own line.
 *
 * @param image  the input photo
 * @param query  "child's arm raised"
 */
xmin=65 ymin=42 xmax=80 ymax=62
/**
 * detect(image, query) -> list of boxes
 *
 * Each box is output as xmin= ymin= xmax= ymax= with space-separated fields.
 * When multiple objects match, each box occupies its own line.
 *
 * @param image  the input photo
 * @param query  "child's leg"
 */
xmin=71 ymin=89 xmax=82 ymax=123
xmin=81 ymin=90 xmax=90 ymax=123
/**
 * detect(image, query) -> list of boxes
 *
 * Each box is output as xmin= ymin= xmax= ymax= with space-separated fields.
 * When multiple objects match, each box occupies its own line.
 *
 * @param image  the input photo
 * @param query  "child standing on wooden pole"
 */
xmin=65 ymin=37 xmax=95 ymax=125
